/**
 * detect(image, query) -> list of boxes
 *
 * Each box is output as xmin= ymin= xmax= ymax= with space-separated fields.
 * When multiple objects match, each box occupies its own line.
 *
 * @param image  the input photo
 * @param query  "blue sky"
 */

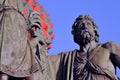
xmin=38 ymin=0 xmax=120 ymax=77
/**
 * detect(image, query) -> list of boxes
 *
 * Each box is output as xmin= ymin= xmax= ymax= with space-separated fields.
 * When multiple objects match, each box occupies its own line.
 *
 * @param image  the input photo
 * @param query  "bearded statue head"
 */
xmin=71 ymin=15 xmax=99 ymax=45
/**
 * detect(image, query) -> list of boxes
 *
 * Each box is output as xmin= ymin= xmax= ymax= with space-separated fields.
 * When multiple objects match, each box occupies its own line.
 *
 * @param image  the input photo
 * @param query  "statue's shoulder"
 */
xmin=57 ymin=50 xmax=77 ymax=61
xmin=59 ymin=50 xmax=77 ymax=56
xmin=49 ymin=50 xmax=77 ymax=65
xmin=101 ymin=41 xmax=120 ymax=51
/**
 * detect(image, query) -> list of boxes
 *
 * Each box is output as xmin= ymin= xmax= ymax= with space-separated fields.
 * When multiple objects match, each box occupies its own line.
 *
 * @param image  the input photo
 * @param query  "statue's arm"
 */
xmin=48 ymin=54 xmax=61 ymax=78
xmin=105 ymin=42 xmax=120 ymax=68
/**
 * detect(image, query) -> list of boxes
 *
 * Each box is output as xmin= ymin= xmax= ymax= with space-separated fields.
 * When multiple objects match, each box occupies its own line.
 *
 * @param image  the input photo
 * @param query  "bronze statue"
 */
xmin=49 ymin=15 xmax=120 ymax=80
xmin=0 ymin=0 xmax=54 ymax=80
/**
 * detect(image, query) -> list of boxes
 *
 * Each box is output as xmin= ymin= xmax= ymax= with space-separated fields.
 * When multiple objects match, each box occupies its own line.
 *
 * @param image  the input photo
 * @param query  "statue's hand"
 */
xmin=27 ymin=12 xmax=47 ymax=54
xmin=27 ymin=11 xmax=42 ymax=38
xmin=27 ymin=11 xmax=41 ymax=30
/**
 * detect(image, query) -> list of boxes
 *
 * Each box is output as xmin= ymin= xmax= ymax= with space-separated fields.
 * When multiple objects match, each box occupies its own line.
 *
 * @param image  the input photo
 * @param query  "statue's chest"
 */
xmin=90 ymin=47 xmax=111 ymax=67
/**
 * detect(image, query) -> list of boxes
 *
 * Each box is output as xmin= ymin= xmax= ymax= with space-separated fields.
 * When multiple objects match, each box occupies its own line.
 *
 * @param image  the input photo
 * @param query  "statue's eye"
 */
xmin=76 ymin=22 xmax=81 ymax=29
xmin=87 ymin=22 xmax=91 ymax=26
xmin=80 ymin=23 xmax=83 ymax=27
xmin=78 ymin=23 xmax=84 ymax=29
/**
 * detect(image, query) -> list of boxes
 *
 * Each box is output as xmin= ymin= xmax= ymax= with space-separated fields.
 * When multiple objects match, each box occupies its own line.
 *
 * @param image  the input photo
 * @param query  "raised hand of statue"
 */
xmin=27 ymin=11 xmax=43 ymax=41
xmin=27 ymin=11 xmax=41 ymax=30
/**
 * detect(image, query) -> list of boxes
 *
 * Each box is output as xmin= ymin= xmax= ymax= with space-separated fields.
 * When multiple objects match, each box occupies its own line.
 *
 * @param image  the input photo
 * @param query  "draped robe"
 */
xmin=49 ymin=44 xmax=118 ymax=80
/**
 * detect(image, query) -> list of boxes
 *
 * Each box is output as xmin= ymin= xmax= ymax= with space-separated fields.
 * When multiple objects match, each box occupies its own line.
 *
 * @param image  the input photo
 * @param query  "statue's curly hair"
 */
xmin=71 ymin=15 xmax=99 ymax=43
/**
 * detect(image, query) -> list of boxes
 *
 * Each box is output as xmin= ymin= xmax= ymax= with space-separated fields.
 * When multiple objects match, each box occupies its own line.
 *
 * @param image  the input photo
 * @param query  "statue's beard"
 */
xmin=75 ymin=30 xmax=94 ymax=45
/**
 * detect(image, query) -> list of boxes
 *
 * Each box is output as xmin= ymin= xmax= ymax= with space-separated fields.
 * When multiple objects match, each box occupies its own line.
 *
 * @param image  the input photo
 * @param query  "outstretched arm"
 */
xmin=49 ymin=54 xmax=61 ymax=75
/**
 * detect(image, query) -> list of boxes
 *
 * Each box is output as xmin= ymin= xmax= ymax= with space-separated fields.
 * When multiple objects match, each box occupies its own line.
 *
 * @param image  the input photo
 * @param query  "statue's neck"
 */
xmin=79 ymin=41 xmax=97 ymax=53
